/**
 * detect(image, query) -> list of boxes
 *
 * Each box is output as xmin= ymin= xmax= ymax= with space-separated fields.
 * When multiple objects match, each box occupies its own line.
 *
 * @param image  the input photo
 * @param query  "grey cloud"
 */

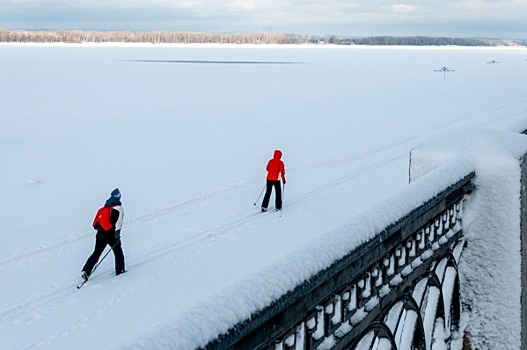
xmin=0 ymin=0 xmax=525 ymax=38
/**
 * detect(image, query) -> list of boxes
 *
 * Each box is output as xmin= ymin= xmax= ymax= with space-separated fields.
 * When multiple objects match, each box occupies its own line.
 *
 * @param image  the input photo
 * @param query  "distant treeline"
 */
xmin=329 ymin=35 xmax=520 ymax=46
xmin=0 ymin=30 xmax=307 ymax=45
xmin=0 ymin=29 xmax=522 ymax=47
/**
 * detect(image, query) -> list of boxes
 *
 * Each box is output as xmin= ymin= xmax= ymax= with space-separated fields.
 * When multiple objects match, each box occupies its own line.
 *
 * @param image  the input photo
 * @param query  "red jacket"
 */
xmin=266 ymin=150 xmax=286 ymax=182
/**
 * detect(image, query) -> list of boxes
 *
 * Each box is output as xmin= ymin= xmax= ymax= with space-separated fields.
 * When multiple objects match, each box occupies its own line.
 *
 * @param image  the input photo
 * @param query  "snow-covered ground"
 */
xmin=1 ymin=43 xmax=526 ymax=350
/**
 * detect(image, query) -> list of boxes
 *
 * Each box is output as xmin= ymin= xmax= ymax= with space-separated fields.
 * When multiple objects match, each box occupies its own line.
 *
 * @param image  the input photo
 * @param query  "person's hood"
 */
xmin=105 ymin=196 xmax=122 ymax=207
xmin=273 ymin=150 xmax=282 ymax=159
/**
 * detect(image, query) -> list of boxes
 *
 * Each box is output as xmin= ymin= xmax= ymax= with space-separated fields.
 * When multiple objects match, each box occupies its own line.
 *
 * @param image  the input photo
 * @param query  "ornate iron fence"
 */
xmin=203 ymin=172 xmax=474 ymax=350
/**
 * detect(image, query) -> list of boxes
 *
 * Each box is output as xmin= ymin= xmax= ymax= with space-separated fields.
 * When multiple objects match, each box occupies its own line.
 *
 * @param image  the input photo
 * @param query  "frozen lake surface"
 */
xmin=0 ymin=43 xmax=526 ymax=349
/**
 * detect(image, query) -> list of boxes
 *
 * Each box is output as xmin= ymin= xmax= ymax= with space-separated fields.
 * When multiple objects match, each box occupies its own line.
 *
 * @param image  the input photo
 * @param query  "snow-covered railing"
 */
xmin=202 ymin=172 xmax=474 ymax=350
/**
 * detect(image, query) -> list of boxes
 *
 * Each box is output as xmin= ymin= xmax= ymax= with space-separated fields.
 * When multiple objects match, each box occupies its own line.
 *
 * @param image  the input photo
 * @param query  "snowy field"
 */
xmin=1 ymin=43 xmax=526 ymax=349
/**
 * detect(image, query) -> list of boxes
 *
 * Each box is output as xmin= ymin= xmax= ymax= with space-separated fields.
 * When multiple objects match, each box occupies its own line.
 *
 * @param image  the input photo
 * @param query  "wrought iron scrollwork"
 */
xmin=203 ymin=173 xmax=473 ymax=350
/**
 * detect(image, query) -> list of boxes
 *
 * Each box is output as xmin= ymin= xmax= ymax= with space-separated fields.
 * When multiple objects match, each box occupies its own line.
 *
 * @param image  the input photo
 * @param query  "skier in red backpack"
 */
xmin=261 ymin=150 xmax=286 ymax=212
xmin=81 ymin=188 xmax=125 ymax=280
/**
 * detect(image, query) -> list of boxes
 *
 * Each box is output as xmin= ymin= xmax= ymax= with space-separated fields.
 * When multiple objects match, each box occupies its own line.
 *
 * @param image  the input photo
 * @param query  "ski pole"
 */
xmin=253 ymin=184 xmax=266 ymax=206
xmin=77 ymin=244 xmax=116 ymax=290
xmin=280 ymin=183 xmax=285 ymax=217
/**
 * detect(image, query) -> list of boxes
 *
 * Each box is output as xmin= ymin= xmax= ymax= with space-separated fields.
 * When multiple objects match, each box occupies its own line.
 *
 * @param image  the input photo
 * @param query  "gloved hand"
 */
xmin=114 ymin=237 xmax=121 ymax=247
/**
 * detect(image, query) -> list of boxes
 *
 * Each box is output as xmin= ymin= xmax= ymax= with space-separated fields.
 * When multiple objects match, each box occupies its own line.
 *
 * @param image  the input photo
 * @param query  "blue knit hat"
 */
xmin=111 ymin=188 xmax=121 ymax=199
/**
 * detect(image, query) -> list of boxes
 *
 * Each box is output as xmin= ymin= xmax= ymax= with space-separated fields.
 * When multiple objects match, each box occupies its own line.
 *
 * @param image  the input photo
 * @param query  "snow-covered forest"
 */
xmin=0 ymin=29 xmax=523 ymax=46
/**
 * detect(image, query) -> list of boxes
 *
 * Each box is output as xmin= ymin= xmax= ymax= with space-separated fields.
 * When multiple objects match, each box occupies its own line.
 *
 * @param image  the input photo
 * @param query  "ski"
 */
xmin=77 ymin=269 xmax=126 ymax=289
xmin=260 ymin=208 xmax=283 ymax=217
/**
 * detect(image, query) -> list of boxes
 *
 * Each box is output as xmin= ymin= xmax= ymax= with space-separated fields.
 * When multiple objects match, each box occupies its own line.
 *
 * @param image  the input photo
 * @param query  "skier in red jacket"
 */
xmin=261 ymin=150 xmax=286 ymax=212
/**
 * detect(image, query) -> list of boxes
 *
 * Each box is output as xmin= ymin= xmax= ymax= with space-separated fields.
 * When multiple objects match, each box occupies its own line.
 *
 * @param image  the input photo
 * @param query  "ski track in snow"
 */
xmin=0 ymin=181 xmax=249 ymax=273
xmin=0 ymin=135 xmax=404 ymax=273
xmin=0 ymin=95 xmax=519 ymax=275
xmin=27 ymin=278 xmax=157 ymax=349
xmin=0 ymin=283 xmax=67 ymax=329
xmin=0 ymin=106 xmax=521 ymax=340
xmin=1 ymin=52 xmax=525 ymax=350
xmin=0 ymin=140 xmax=411 ymax=340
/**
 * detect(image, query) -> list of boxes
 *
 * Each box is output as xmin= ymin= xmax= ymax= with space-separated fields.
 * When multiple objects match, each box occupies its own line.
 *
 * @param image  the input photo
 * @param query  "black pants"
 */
xmin=82 ymin=237 xmax=125 ymax=274
xmin=262 ymin=180 xmax=282 ymax=210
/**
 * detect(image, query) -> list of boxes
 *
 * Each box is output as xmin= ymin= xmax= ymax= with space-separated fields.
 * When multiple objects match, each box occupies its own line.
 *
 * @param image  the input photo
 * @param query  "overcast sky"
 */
xmin=1 ymin=0 xmax=525 ymax=39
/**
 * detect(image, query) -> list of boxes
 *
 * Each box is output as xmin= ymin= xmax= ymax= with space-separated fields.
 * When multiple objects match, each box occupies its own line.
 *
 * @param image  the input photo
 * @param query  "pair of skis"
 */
xmin=261 ymin=207 xmax=283 ymax=217
xmin=77 ymin=269 xmax=125 ymax=289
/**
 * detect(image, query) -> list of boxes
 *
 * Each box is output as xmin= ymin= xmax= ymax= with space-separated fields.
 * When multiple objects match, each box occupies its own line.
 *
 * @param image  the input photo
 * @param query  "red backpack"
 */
xmin=92 ymin=206 xmax=114 ymax=231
